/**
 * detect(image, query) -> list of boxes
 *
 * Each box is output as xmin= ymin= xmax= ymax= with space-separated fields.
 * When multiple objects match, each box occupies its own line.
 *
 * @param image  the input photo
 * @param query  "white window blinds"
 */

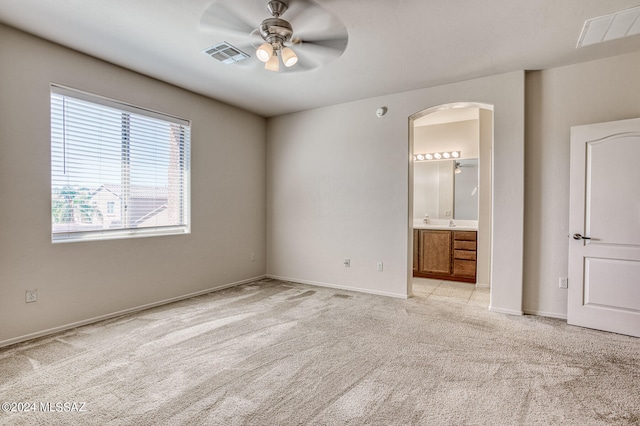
xmin=51 ymin=86 xmax=190 ymax=242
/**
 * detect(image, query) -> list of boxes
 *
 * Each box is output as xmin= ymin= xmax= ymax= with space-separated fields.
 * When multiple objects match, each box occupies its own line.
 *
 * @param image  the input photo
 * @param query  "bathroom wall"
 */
xmin=413 ymin=118 xmax=479 ymax=222
xmin=413 ymin=119 xmax=479 ymax=158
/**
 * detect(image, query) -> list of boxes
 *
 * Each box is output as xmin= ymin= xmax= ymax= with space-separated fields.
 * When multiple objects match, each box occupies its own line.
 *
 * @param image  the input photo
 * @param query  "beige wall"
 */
xmin=0 ymin=24 xmax=267 ymax=345
xmin=267 ymin=72 xmax=525 ymax=313
xmin=524 ymin=50 xmax=640 ymax=318
xmin=413 ymin=119 xmax=479 ymax=157
xmin=6 ymin=19 xmax=632 ymax=342
xmin=477 ymin=109 xmax=493 ymax=288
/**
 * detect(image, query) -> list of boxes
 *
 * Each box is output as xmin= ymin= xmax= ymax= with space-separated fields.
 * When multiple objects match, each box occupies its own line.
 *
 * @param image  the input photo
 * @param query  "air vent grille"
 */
xmin=578 ymin=5 xmax=640 ymax=48
xmin=202 ymin=42 xmax=250 ymax=64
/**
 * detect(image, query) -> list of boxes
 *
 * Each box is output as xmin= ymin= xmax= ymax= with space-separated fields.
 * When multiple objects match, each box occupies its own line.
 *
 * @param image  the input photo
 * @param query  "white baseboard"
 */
xmin=267 ymin=275 xmax=409 ymax=299
xmin=0 ymin=275 xmax=266 ymax=349
xmin=489 ymin=306 xmax=524 ymax=316
xmin=523 ymin=309 xmax=567 ymax=320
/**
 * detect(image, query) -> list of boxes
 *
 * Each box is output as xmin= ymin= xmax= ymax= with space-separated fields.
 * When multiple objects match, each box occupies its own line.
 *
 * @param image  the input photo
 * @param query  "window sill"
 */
xmin=52 ymin=226 xmax=190 ymax=244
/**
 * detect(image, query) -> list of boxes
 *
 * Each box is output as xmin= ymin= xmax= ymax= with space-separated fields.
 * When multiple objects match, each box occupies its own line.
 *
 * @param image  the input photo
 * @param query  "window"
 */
xmin=51 ymin=86 xmax=190 ymax=242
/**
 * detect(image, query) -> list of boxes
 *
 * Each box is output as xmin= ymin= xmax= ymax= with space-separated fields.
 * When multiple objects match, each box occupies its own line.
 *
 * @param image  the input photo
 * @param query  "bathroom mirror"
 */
xmin=413 ymin=158 xmax=478 ymax=220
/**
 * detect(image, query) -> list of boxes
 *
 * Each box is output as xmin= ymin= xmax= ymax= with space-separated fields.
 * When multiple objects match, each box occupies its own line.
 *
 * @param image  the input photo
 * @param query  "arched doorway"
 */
xmin=408 ymin=102 xmax=494 ymax=302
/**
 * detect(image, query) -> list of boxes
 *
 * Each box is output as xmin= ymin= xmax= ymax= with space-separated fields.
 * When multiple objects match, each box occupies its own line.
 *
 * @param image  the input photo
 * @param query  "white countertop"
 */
xmin=413 ymin=220 xmax=478 ymax=231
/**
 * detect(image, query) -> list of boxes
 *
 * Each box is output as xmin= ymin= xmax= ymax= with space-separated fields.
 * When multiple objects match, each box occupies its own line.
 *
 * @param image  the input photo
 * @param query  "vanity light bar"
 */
xmin=413 ymin=151 xmax=460 ymax=162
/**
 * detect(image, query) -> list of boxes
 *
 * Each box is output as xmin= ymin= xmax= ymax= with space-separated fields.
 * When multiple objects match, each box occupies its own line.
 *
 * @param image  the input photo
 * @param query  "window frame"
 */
xmin=50 ymin=85 xmax=191 ymax=243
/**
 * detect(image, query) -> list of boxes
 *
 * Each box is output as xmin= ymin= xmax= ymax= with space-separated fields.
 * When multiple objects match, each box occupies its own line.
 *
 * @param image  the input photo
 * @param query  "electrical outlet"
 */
xmin=377 ymin=262 xmax=384 ymax=271
xmin=250 ymin=253 xmax=256 ymax=262
xmin=344 ymin=259 xmax=350 ymax=267
xmin=559 ymin=277 xmax=568 ymax=289
xmin=26 ymin=289 xmax=37 ymax=303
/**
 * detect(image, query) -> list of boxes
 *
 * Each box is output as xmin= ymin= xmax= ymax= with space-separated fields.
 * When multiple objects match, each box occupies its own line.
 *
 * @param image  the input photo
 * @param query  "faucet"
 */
xmin=449 ymin=219 xmax=455 ymax=227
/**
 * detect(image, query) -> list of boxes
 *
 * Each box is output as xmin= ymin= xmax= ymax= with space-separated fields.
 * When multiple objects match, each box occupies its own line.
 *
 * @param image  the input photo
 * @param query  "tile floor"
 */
xmin=412 ymin=277 xmax=490 ymax=308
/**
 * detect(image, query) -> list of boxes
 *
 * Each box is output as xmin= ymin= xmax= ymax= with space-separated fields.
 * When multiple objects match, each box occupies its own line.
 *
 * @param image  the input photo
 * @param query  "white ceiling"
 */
xmin=1 ymin=0 xmax=640 ymax=117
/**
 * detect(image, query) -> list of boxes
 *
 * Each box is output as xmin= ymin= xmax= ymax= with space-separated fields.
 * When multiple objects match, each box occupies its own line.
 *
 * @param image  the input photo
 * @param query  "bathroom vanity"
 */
xmin=413 ymin=225 xmax=477 ymax=283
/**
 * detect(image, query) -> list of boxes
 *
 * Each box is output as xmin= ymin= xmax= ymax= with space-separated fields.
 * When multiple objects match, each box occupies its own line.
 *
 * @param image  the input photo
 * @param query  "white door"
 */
xmin=568 ymin=118 xmax=640 ymax=337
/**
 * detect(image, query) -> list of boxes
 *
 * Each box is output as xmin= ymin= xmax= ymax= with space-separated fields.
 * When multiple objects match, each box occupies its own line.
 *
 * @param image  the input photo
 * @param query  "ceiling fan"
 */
xmin=199 ymin=0 xmax=349 ymax=72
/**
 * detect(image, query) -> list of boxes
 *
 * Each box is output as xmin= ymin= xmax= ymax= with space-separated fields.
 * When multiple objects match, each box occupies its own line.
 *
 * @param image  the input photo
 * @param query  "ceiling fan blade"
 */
xmin=233 ymin=57 xmax=263 ymax=70
xmin=281 ymin=60 xmax=319 ymax=73
xmin=286 ymin=1 xmax=348 ymax=43
xmin=230 ymin=39 xmax=260 ymax=52
xmin=279 ymin=0 xmax=317 ymax=24
xmin=292 ymin=36 xmax=348 ymax=61
xmin=199 ymin=2 xmax=258 ymax=38
xmin=278 ymin=46 xmax=324 ymax=73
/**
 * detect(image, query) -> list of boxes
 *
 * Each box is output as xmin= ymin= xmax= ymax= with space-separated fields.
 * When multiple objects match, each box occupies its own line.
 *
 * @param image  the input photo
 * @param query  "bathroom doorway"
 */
xmin=409 ymin=103 xmax=494 ymax=302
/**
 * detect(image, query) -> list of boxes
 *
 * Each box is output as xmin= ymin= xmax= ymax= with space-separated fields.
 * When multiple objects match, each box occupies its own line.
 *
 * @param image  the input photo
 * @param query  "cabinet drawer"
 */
xmin=454 ymin=231 xmax=477 ymax=241
xmin=454 ymin=240 xmax=476 ymax=251
xmin=453 ymin=259 xmax=476 ymax=278
xmin=454 ymin=250 xmax=476 ymax=260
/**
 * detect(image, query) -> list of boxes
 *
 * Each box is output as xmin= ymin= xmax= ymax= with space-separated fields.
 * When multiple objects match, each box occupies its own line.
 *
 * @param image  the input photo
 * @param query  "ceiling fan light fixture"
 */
xmin=281 ymin=47 xmax=298 ymax=67
xmin=265 ymin=52 xmax=280 ymax=72
xmin=256 ymin=42 xmax=273 ymax=63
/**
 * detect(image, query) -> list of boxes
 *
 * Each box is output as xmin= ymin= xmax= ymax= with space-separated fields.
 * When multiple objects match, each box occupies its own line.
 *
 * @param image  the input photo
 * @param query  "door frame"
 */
xmin=568 ymin=118 xmax=640 ymax=337
xmin=408 ymin=102 xmax=494 ymax=297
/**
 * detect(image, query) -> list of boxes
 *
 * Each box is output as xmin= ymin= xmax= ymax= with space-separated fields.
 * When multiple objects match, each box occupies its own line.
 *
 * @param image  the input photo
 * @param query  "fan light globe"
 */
xmin=281 ymin=47 xmax=298 ymax=67
xmin=256 ymin=43 xmax=273 ymax=63
xmin=265 ymin=53 xmax=280 ymax=71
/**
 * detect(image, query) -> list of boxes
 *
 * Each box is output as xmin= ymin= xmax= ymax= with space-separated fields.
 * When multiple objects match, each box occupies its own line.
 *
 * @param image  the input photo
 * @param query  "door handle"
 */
xmin=572 ymin=233 xmax=591 ymax=240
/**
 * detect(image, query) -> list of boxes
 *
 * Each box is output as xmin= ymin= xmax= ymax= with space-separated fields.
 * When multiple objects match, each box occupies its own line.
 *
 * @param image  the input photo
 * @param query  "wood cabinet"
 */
xmin=414 ymin=229 xmax=477 ymax=283
xmin=452 ymin=231 xmax=477 ymax=280
xmin=413 ymin=229 xmax=419 ymax=274
xmin=418 ymin=230 xmax=452 ymax=275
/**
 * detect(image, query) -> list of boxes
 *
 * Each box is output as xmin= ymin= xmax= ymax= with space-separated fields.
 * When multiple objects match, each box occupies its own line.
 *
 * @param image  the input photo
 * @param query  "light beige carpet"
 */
xmin=0 ymin=278 xmax=639 ymax=425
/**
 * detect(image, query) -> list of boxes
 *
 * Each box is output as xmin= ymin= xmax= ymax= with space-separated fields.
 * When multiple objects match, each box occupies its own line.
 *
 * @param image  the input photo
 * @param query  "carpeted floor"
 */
xmin=1 ymin=278 xmax=639 ymax=425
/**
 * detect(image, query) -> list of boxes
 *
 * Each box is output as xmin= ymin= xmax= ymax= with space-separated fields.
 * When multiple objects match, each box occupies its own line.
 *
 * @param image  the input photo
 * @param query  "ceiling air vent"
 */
xmin=202 ymin=42 xmax=250 ymax=64
xmin=577 ymin=5 xmax=640 ymax=48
